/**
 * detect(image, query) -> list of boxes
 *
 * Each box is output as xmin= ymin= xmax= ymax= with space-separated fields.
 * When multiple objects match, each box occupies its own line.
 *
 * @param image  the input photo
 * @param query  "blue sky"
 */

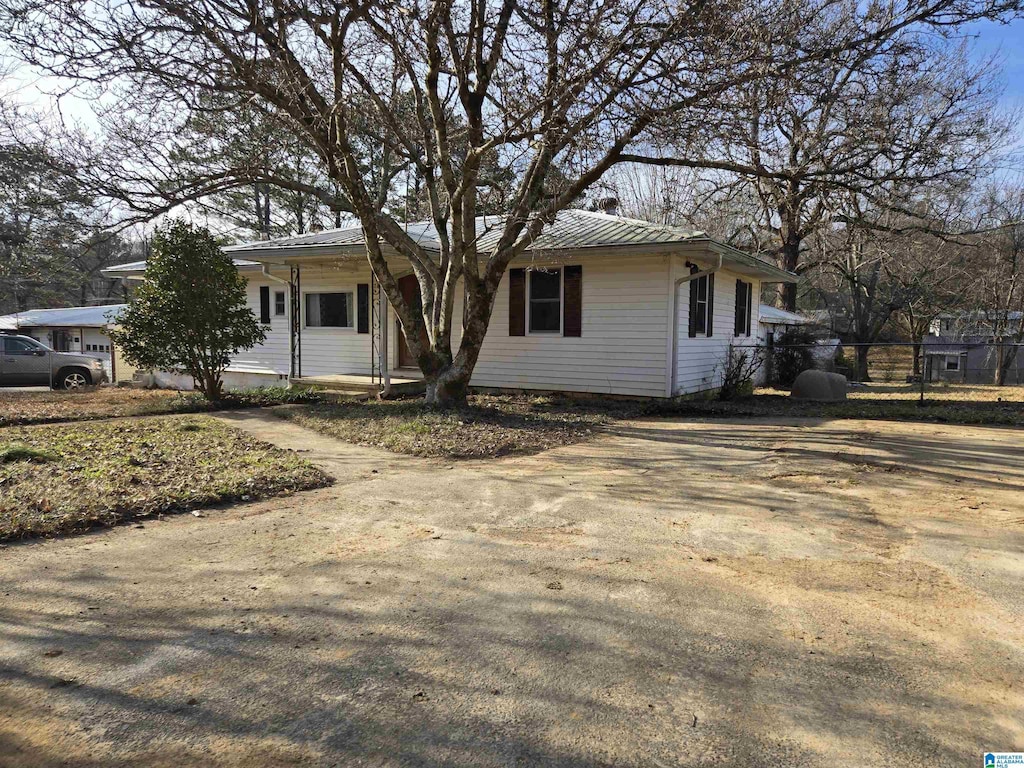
xmin=963 ymin=17 xmax=1024 ymax=110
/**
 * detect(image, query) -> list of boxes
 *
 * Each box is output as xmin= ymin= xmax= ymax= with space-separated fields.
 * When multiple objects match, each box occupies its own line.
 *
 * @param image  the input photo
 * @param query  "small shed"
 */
xmin=757 ymin=304 xmax=811 ymax=347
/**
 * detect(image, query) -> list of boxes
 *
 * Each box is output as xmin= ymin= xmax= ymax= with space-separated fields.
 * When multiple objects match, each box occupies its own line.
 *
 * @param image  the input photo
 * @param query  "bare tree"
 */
xmin=3 ymin=0 xmax=1020 ymax=402
xmin=889 ymin=229 xmax=972 ymax=375
xmin=970 ymin=181 xmax=1024 ymax=384
xmin=621 ymin=24 xmax=1016 ymax=310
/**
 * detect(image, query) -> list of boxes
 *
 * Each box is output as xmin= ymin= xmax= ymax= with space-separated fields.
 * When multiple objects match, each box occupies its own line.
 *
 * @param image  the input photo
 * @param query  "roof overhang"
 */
xmin=227 ymin=238 xmax=797 ymax=283
xmin=102 ymin=258 xmax=265 ymax=280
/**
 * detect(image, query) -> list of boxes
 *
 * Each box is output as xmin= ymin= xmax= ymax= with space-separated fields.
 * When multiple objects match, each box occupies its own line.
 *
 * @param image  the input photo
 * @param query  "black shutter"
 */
xmin=688 ymin=265 xmax=699 ymax=338
xmin=509 ymin=268 xmax=526 ymax=336
xmin=259 ymin=286 xmax=270 ymax=324
xmin=744 ymin=283 xmax=752 ymax=336
xmin=734 ymin=280 xmax=743 ymax=336
xmin=357 ymin=283 xmax=369 ymax=334
xmin=706 ymin=273 xmax=715 ymax=337
xmin=563 ymin=265 xmax=582 ymax=337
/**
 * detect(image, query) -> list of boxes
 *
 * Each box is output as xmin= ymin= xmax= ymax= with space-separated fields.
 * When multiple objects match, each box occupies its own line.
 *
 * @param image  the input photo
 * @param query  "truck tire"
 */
xmin=55 ymin=367 xmax=91 ymax=390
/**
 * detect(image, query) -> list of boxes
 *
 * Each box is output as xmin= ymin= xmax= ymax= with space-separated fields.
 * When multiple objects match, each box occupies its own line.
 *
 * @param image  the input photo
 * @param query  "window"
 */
xmin=945 ymin=355 xmax=960 ymax=371
xmin=529 ymin=269 xmax=561 ymax=333
xmin=305 ymin=292 xmax=353 ymax=328
xmin=688 ymin=265 xmax=714 ymax=338
xmin=734 ymin=279 xmax=753 ymax=337
xmin=4 ymin=337 xmax=41 ymax=354
xmin=275 ymin=291 xmax=286 ymax=316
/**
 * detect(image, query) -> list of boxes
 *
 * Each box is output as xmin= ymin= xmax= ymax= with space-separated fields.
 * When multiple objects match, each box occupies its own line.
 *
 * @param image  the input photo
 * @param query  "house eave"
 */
xmin=227 ymin=238 xmax=797 ymax=282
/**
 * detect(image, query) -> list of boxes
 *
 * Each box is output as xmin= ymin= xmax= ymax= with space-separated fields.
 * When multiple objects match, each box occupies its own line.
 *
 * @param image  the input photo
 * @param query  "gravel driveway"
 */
xmin=1 ymin=413 xmax=1022 ymax=767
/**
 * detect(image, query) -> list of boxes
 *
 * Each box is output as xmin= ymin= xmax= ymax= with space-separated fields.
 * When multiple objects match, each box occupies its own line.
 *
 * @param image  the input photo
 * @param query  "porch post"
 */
xmin=377 ymin=275 xmax=390 ymax=396
xmin=290 ymin=265 xmax=302 ymax=379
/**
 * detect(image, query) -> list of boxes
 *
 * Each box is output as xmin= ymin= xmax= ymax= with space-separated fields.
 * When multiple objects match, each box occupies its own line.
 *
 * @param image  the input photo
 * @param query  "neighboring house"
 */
xmin=757 ymin=305 xmax=811 ymax=347
xmin=104 ymin=210 xmax=795 ymax=398
xmin=930 ymin=311 xmax=1023 ymax=339
xmin=0 ymin=304 xmax=125 ymax=380
xmin=922 ymin=335 xmax=1024 ymax=385
xmin=755 ymin=304 xmax=811 ymax=385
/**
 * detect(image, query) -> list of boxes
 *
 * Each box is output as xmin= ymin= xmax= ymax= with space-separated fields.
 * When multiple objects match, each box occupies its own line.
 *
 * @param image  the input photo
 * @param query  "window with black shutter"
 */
xmin=692 ymin=264 xmax=716 ymax=335
xmin=510 ymin=266 xmax=581 ymax=337
xmin=529 ymin=269 xmax=561 ymax=333
xmin=688 ymin=267 xmax=711 ymax=337
xmin=734 ymin=279 xmax=752 ymax=337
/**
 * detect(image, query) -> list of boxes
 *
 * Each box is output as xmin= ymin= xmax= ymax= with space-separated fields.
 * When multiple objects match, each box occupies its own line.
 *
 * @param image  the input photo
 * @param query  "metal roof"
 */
xmin=223 ymin=209 xmax=794 ymax=281
xmin=103 ymin=258 xmax=263 ymax=278
xmin=0 ymin=304 xmax=125 ymax=328
xmin=922 ymin=335 xmax=973 ymax=355
xmin=224 ymin=210 xmax=710 ymax=256
xmin=758 ymin=305 xmax=810 ymax=325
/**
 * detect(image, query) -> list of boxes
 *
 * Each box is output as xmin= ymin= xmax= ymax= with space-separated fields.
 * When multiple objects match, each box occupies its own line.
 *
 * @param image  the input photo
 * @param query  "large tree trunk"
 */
xmin=423 ymin=362 xmax=471 ymax=406
xmin=778 ymin=233 xmax=801 ymax=312
xmin=995 ymin=343 xmax=1018 ymax=386
xmin=417 ymin=274 xmax=501 ymax=407
xmin=854 ymin=345 xmax=871 ymax=382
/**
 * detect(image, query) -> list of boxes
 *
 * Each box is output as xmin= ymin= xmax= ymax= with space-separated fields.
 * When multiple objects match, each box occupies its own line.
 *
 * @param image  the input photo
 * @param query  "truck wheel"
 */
xmin=56 ymin=368 xmax=91 ymax=390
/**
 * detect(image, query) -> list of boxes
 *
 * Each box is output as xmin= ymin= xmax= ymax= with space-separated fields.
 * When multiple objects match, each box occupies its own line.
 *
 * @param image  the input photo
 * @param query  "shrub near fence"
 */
xmin=760 ymin=341 xmax=1024 ymax=405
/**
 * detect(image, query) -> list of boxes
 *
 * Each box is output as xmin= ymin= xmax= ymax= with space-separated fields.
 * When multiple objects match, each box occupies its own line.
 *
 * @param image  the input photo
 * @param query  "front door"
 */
xmin=396 ymin=274 xmax=427 ymax=369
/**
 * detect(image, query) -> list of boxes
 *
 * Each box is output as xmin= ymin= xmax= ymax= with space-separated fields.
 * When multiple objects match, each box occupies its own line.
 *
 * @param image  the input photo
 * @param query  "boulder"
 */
xmin=790 ymin=369 xmax=847 ymax=402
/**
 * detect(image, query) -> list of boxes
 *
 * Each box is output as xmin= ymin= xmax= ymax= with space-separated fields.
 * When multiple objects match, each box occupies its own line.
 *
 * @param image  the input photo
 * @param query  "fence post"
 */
xmin=919 ymin=360 xmax=925 ymax=406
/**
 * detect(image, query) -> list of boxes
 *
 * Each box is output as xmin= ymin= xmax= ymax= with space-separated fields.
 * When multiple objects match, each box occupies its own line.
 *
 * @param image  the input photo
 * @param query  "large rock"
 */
xmin=790 ymin=369 xmax=847 ymax=401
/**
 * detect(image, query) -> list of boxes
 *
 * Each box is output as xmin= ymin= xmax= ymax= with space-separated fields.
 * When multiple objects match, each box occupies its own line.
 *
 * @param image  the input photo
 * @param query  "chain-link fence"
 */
xmin=754 ymin=341 xmax=1024 ymax=404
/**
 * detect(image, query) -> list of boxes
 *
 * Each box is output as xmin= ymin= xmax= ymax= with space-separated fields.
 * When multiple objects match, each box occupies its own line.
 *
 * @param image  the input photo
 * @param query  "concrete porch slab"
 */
xmin=290 ymin=371 xmax=424 ymax=396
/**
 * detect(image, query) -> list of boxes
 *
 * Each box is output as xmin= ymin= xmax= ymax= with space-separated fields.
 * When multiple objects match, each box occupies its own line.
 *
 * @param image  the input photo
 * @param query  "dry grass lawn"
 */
xmin=277 ymin=393 xmax=643 ymax=459
xmin=0 ymin=386 xmax=324 ymax=428
xmin=0 ymin=416 xmax=331 ymax=540
xmin=0 ymin=388 xmax=210 ymax=427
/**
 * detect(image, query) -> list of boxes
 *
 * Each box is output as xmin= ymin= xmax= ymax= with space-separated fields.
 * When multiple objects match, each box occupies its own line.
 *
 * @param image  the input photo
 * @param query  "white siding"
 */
xmin=231 ymin=278 xmax=292 ymax=375
xmin=467 ymin=254 xmax=671 ymax=398
xmin=230 ymin=251 xmax=770 ymax=398
xmin=296 ymin=266 xmax=375 ymax=377
xmin=674 ymin=269 xmax=761 ymax=395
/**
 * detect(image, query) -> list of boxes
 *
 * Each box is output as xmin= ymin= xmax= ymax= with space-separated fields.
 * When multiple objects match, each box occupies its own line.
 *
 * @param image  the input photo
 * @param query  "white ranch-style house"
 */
xmin=105 ymin=210 xmax=795 ymax=398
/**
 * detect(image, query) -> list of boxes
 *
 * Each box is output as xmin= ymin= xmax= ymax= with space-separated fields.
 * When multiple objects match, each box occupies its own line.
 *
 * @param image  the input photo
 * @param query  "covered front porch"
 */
xmin=243 ymin=252 xmax=425 ymax=397
xmin=290 ymin=370 xmax=424 ymax=397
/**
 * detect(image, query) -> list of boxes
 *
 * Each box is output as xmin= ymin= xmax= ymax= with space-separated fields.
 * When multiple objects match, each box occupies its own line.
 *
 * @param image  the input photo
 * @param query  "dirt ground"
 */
xmin=1 ymin=413 xmax=1022 ymax=767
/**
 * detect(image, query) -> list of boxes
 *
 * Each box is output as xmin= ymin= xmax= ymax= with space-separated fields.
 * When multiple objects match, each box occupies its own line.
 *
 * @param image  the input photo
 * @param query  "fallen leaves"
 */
xmin=279 ymin=393 xmax=636 ymax=460
xmin=0 ymin=416 xmax=331 ymax=541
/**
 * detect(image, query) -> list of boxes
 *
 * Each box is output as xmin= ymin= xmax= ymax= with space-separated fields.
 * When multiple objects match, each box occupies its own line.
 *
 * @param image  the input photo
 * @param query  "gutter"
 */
xmin=668 ymin=254 xmax=723 ymax=397
xmin=260 ymin=265 xmax=289 ymax=286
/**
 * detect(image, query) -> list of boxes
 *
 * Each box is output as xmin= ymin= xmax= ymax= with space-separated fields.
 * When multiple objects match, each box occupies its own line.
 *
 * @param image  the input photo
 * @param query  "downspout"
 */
xmin=260 ymin=265 xmax=292 ymax=384
xmin=669 ymin=253 xmax=723 ymax=397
